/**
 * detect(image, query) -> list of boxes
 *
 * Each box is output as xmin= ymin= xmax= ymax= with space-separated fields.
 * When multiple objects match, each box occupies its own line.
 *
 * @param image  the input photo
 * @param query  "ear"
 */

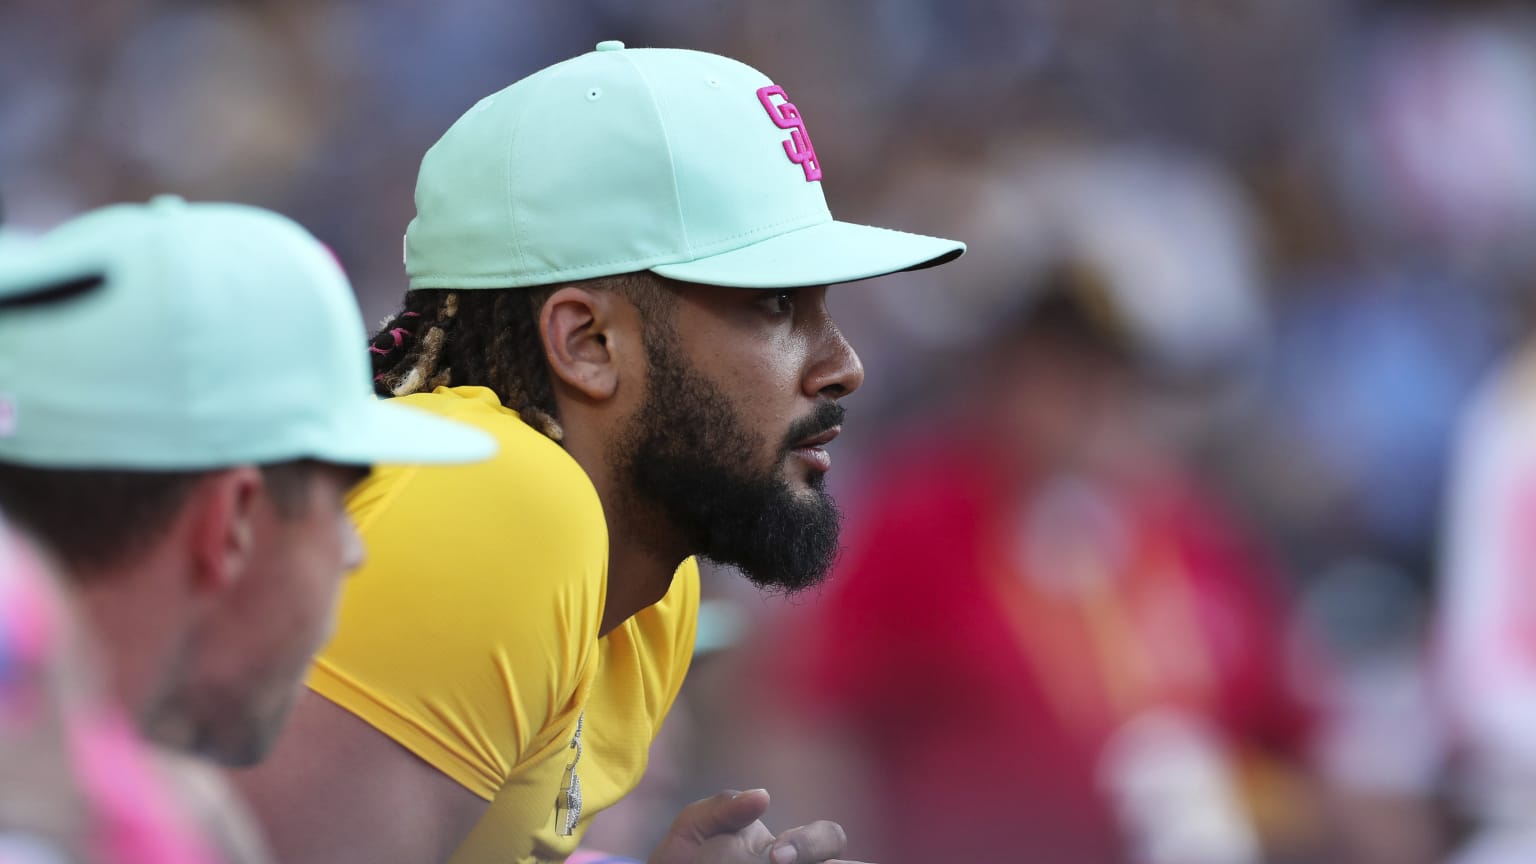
xmin=186 ymin=466 xmax=264 ymax=596
xmin=540 ymin=286 xmax=635 ymax=403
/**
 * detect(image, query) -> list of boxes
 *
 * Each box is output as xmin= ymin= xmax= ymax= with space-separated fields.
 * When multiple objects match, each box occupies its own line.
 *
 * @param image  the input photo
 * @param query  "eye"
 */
xmin=762 ymin=289 xmax=797 ymax=317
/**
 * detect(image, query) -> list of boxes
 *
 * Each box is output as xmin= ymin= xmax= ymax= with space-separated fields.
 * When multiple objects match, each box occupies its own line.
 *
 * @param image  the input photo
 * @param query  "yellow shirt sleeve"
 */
xmin=307 ymin=388 xmax=608 ymax=801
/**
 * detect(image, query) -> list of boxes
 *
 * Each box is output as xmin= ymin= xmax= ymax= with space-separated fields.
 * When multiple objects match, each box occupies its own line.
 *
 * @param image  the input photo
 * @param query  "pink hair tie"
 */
xmin=389 ymin=327 xmax=411 ymax=347
xmin=368 ymin=346 xmax=389 ymax=356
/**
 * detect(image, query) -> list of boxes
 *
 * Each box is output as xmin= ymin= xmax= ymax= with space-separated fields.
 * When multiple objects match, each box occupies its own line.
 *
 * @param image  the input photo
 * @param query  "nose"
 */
xmin=804 ymin=315 xmax=864 ymax=400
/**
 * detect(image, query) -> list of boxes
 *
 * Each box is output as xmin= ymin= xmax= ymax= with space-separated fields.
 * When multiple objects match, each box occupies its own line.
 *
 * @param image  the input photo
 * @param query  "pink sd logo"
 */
xmin=756 ymin=85 xmax=822 ymax=182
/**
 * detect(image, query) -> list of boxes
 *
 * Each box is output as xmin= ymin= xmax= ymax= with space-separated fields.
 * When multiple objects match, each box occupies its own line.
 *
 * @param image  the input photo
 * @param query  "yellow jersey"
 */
xmin=307 ymin=386 xmax=698 ymax=863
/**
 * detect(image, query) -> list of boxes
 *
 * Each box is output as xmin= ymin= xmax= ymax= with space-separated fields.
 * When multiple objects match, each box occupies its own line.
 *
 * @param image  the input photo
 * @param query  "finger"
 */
xmin=670 ymin=788 xmax=772 ymax=842
xmin=767 ymin=820 xmax=847 ymax=864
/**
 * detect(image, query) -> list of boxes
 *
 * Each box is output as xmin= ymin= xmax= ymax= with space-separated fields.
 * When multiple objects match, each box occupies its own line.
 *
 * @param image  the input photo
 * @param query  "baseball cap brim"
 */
xmin=0 ymin=231 xmax=105 ymax=310
xmin=649 ymin=219 xmax=964 ymax=290
xmin=310 ymin=397 xmax=498 ymax=467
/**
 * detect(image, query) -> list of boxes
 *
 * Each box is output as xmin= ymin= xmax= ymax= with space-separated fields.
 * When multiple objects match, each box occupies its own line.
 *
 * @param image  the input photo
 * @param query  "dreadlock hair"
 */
xmin=369 ymin=272 xmax=675 ymax=442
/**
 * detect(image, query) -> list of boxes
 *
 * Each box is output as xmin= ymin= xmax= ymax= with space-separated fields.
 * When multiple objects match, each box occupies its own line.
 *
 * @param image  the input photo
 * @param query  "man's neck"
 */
xmin=560 ymin=430 xmax=688 ymax=637
xmin=599 ymin=518 xmax=686 ymax=637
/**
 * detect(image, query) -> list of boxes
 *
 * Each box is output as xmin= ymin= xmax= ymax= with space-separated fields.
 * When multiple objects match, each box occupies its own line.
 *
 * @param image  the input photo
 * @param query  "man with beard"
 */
xmin=229 ymin=43 xmax=962 ymax=864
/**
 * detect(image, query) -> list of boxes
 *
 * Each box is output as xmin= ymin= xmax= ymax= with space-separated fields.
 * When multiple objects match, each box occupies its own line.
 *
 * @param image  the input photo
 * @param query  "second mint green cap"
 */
xmin=406 ymin=42 xmax=965 ymax=291
xmin=0 ymin=198 xmax=496 ymax=470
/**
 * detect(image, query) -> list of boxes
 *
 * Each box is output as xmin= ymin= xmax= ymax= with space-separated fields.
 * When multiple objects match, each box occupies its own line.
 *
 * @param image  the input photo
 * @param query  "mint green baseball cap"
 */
xmin=0 ymin=197 xmax=496 ymax=470
xmin=406 ymin=41 xmax=965 ymax=291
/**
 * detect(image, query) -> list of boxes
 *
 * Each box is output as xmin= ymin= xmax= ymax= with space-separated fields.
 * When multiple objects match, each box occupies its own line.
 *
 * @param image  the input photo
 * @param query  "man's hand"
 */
xmin=647 ymin=789 xmax=868 ymax=864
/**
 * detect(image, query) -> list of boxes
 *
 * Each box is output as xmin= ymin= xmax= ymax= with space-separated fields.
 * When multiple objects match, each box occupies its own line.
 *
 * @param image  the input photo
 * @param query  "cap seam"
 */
xmin=161 ymin=215 xmax=203 ymax=432
xmin=619 ymin=53 xmax=690 ymax=253
xmin=502 ymin=82 xmax=542 ymax=278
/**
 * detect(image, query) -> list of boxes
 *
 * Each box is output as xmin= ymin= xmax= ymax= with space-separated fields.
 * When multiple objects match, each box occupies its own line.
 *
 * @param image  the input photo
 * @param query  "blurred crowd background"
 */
xmin=7 ymin=0 xmax=1536 ymax=861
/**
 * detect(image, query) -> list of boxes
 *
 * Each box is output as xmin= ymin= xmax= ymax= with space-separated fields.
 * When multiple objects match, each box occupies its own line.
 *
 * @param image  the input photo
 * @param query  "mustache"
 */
xmin=783 ymin=400 xmax=846 ymax=450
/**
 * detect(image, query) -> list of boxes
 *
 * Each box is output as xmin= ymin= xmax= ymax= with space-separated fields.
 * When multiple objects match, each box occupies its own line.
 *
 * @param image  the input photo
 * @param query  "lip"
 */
xmin=789 ymin=426 xmax=840 ymax=474
xmin=792 ymin=426 xmax=841 ymax=449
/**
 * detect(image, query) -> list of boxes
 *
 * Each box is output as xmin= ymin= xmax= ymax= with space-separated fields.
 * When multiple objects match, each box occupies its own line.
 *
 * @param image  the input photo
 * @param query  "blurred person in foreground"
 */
xmin=230 ymin=41 xmax=962 ymax=864
xmin=0 ymin=235 xmax=220 ymax=864
xmin=0 ymin=199 xmax=495 ymax=861
xmin=728 ymin=146 xmax=1322 ymax=864
xmin=0 ymin=499 xmax=242 ymax=864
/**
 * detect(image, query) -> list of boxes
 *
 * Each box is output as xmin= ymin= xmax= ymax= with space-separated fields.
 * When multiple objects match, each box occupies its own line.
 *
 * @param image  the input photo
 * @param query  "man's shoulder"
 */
xmin=341 ymin=385 xmax=609 ymax=618
xmin=397 ymin=386 xmax=591 ymax=486
xmin=357 ymin=387 xmax=605 ymax=542
xmin=310 ymin=387 xmax=609 ymax=796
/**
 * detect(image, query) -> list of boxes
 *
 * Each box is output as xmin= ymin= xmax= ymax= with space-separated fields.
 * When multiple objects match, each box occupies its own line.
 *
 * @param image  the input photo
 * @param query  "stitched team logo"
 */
xmin=757 ymin=85 xmax=822 ymax=181
xmin=555 ymin=712 xmax=585 ymax=836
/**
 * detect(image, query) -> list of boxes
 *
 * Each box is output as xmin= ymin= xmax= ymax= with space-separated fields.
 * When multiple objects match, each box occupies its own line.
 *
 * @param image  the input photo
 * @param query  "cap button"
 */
xmin=595 ymin=40 xmax=625 ymax=52
xmin=149 ymin=194 xmax=186 ymax=209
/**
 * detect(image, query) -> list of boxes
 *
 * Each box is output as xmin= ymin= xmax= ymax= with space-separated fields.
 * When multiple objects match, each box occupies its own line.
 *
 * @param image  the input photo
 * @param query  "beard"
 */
xmin=158 ymin=678 xmax=296 ymax=768
xmin=139 ymin=629 xmax=298 ymax=767
xmin=612 ymin=335 xmax=844 ymax=593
